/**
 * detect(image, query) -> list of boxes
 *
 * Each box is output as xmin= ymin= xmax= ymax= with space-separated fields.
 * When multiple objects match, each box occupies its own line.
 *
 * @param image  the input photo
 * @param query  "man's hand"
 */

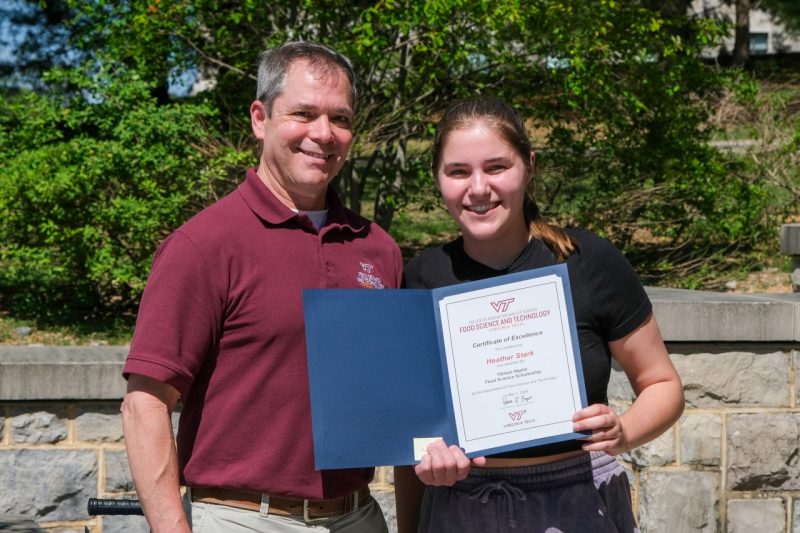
xmin=414 ymin=440 xmax=487 ymax=486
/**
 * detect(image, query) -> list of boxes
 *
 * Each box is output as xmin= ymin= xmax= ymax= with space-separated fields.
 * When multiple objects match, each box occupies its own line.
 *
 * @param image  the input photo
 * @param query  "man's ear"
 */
xmin=250 ymin=100 xmax=267 ymax=141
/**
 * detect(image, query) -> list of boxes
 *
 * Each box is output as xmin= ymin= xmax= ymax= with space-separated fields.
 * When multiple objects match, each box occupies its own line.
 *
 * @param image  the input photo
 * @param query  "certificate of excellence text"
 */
xmin=438 ymin=274 xmax=583 ymax=454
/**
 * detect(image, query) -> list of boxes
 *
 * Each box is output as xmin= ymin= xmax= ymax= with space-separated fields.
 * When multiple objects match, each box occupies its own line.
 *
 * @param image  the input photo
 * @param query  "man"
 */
xmin=121 ymin=41 xmax=403 ymax=533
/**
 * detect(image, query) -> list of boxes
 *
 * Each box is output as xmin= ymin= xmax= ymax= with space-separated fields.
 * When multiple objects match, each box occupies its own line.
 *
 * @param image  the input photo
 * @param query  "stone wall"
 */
xmin=1 ymin=289 xmax=799 ymax=532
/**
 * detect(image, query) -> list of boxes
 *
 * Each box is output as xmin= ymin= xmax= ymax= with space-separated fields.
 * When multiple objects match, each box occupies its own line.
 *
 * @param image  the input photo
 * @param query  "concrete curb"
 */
xmin=0 ymin=346 xmax=129 ymax=401
xmin=647 ymin=288 xmax=800 ymax=342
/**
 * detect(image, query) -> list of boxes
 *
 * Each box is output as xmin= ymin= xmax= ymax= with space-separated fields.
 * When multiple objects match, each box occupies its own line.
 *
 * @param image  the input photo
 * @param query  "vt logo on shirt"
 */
xmin=356 ymin=261 xmax=385 ymax=289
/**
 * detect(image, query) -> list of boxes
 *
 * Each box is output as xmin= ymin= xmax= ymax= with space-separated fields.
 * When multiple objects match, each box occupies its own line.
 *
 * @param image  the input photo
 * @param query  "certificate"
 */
xmin=302 ymin=263 xmax=587 ymax=469
xmin=438 ymin=274 xmax=584 ymax=454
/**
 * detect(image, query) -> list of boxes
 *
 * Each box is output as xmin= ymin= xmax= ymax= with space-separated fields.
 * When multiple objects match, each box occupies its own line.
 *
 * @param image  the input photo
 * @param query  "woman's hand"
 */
xmin=414 ymin=440 xmax=487 ymax=486
xmin=572 ymin=404 xmax=629 ymax=456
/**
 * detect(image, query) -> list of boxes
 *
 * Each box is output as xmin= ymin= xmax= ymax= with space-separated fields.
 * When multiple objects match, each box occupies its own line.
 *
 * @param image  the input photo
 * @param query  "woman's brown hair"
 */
xmin=431 ymin=97 xmax=577 ymax=261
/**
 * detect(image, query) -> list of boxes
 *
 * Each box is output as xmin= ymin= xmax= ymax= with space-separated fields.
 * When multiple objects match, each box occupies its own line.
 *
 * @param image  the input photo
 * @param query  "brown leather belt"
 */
xmin=191 ymin=486 xmax=370 ymax=521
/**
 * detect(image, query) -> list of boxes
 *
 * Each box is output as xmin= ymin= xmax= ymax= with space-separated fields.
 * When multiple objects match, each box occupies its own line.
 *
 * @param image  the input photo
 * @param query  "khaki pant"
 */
xmin=185 ymin=495 xmax=389 ymax=533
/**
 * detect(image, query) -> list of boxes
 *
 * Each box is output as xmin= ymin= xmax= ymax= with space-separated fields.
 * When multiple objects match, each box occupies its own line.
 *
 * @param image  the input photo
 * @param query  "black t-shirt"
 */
xmin=404 ymin=228 xmax=652 ymax=457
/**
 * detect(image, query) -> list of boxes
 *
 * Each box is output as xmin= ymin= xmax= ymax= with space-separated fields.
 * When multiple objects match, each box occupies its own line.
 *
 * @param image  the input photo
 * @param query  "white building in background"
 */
xmin=691 ymin=0 xmax=800 ymax=55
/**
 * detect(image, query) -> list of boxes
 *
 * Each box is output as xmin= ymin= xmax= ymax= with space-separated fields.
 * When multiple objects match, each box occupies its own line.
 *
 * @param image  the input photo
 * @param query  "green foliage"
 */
xmin=0 ymin=63 xmax=246 ymax=320
xmin=495 ymin=3 xmax=779 ymax=264
xmin=762 ymin=0 xmax=800 ymax=35
xmin=56 ymin=1 xmax=771 ymax=249
xmin=2 ymin=0 xmax=798 ymax=323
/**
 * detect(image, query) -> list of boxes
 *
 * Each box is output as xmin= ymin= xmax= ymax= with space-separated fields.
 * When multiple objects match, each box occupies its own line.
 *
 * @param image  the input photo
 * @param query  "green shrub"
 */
xmin=0 ymin=65 xmax=249 ymax=321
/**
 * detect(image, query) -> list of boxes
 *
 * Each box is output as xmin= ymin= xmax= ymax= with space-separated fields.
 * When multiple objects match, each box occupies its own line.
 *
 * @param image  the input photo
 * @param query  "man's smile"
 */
xmin=299 ymin=148 xmax=333 ymax=160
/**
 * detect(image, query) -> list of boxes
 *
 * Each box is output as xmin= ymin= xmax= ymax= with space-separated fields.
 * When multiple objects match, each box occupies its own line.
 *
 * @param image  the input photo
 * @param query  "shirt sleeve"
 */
xmin=577 ymin=231 xmax=652 ymax=341
xmin=123 ymin=231 xmax=224 ymax=399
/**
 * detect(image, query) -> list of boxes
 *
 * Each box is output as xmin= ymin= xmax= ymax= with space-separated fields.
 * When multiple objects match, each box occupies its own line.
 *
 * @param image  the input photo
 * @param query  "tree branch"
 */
xmin=171 ymin=32 xmax=255 ymax=81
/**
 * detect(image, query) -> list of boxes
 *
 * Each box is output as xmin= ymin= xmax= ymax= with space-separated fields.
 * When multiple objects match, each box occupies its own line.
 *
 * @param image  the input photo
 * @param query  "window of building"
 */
xmin=750 ymin=33 xmax=769 ymax=55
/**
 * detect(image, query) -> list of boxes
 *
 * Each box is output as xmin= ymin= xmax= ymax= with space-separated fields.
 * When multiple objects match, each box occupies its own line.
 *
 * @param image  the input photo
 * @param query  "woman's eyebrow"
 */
xmin=444 ymin=157 xmax=511 ymax=167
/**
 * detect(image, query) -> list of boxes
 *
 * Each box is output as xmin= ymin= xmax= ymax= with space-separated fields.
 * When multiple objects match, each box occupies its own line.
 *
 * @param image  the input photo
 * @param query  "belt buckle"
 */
xmin=302 ymin=500 xmax=329 ymax=525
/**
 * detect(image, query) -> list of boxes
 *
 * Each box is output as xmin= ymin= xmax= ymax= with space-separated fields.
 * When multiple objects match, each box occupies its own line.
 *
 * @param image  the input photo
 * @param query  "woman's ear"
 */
xmin=528 ymin=151 xmax=536 ymax=183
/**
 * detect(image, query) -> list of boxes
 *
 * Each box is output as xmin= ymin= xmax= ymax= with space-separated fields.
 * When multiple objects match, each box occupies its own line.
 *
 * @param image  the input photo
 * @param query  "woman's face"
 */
xmin=436 ymin=123 xmax=531 ymax=246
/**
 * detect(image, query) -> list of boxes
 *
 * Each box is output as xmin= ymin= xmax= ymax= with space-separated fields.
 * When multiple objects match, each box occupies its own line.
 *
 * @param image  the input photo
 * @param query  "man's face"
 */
xmin=251 ymin=60 xmax=354 ymax=210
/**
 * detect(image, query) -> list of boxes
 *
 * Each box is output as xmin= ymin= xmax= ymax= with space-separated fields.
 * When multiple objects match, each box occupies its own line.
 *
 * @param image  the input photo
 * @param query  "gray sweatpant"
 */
xmin=418 ymin=452 xmax=639 ymax=533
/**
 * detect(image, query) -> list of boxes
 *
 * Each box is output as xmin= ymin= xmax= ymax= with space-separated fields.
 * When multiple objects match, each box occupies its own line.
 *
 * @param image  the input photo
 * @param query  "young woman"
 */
xmin=395 ymin=97 xmax=684 ymax=532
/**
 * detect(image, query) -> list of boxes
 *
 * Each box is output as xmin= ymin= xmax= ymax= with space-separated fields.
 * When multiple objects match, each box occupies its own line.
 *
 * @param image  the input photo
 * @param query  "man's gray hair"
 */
xmin=256 ymin=41 xmax=357 ymax=115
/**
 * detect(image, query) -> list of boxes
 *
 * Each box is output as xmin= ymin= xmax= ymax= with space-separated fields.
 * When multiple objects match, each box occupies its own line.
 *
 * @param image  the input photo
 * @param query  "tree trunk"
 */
xmin=372 ymin=29 xmax=412 ymax=231
xmin=373 ymin=144 xmax=404 ymax=231
xmin=733 ymin=0 xmax=751 ymax=67
xmin=647 ymin=0 xmax=691 ymax=18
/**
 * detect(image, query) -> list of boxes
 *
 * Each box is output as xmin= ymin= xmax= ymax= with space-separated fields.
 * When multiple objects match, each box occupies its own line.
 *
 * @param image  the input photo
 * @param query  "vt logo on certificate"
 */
xmin=490 ymin=298 xmax=515 ymax=313
xmin=302 ymin=263 xmax=588 ymax=469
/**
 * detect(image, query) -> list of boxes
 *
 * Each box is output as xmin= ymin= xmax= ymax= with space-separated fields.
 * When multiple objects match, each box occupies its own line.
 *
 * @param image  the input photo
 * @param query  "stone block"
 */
xmin=0 ymin=450 xmax=97 ymax=521
xmin=621 ymin=463 xmax=635 ymax=485
xmin=728 ymin=498 xmax=785 ymax=533
xmin=0 ymin=515 xmax=45 ymax=531
xmin=623 ymin=427 xmax=676 ymax=468
xmin=172 ymin=409 xmax=181 ymax=438
xmin=104 ymin=450 xmax=133 ymax=493
xmin=680 ymin=413 xmax=722 ymax=466
xmin=608 ymin=360 xmax=635 ymax=402
xmin=102 ymin=515 xmax=150 ymax=533
xmin=10 ymin=407 xmax=68 ymax=444
xmin=728 ymin=413 xmax=800 ymax=490
xmin=75 ymin=403 xmax=123 ymax=443
xmin=795 ymin=351 xmax=800 ymax=407
xmin=792 ymin=498 xmax=800 ymax=533
xmin=781 ymin=224 xmax=800 ymax=255
xmin=372 ymin=489 xmax=397 ymax=533
xmin=671 ymin=351 xmax=789 ymax=408
xmin=638 ymin=470 xmax=718 ymax=533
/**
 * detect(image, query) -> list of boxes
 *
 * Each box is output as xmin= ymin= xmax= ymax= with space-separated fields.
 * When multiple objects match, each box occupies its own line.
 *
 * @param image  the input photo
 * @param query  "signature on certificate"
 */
xmin=502 ymin=390 xmax=533 ymax=408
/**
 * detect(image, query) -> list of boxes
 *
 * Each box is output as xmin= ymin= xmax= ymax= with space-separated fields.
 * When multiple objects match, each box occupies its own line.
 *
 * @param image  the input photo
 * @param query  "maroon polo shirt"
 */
xmin=124 ymin=168 xmax=403 ymax=499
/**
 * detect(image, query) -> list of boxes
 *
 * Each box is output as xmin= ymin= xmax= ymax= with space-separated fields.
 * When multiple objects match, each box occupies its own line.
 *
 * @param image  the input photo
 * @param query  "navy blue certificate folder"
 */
xmin=302 ymin=263 xmax=588 ymax=469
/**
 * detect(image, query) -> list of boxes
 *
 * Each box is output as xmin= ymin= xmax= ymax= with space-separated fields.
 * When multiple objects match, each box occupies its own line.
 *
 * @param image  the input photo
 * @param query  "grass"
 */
xmin=0 ymin=313 xmax=135 ymax=346
xmin=389 ymin=203 xmax=459 ymax=261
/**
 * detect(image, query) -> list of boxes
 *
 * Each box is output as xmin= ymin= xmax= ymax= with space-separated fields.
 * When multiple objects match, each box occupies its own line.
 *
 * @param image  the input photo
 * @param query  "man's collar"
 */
xmin=237 ymin=168 xmax=367 ymax=234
